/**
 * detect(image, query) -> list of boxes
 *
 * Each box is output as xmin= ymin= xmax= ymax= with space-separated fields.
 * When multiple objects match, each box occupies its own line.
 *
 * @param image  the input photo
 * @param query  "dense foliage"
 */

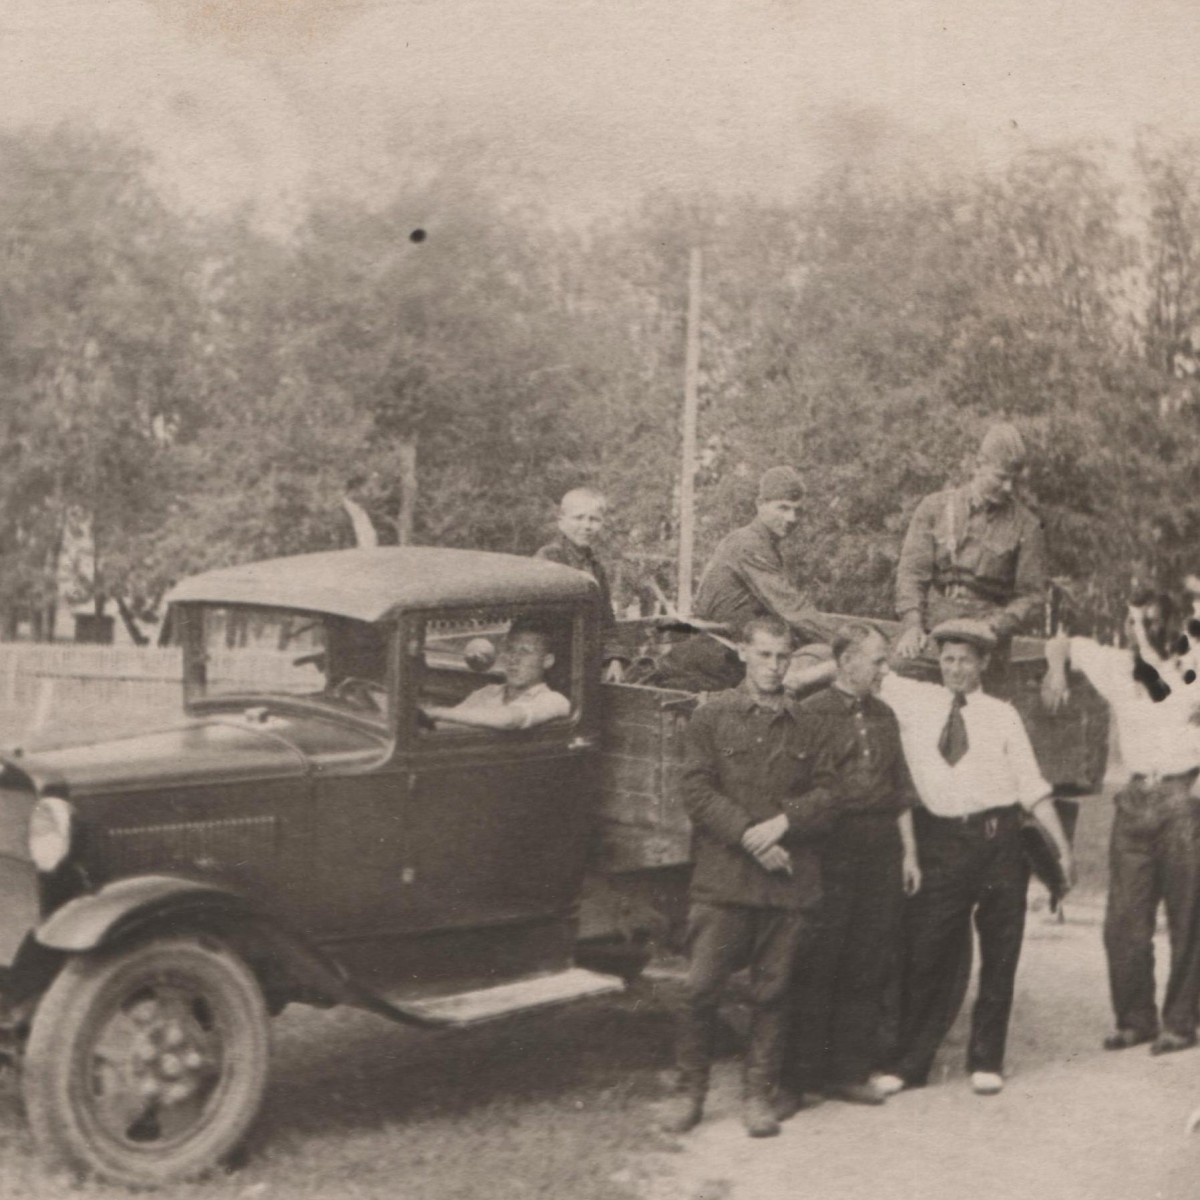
xmin=3 ymin=124 xmax=1200 ymax=639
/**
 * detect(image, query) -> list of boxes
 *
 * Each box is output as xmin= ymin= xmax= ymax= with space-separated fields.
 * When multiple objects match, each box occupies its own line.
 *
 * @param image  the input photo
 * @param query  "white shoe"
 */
xmin=971 ymin=1071 xmax=1003 ymax=1095
xmin=871 ymin=1073 xmax=906 ymax=1097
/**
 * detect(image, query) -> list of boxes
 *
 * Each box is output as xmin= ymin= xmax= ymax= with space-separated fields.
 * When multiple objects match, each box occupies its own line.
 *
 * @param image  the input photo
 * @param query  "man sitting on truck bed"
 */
xmin=656 ymin=466 xmax=837 ymax=693
xmin=421 ymin=622 xmax=570 ymax=731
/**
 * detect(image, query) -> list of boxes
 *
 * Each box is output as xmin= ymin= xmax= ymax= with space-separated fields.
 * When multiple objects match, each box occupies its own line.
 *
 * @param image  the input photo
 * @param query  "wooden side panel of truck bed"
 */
xmin=593 ymin=643 xmax=1109 ymax=876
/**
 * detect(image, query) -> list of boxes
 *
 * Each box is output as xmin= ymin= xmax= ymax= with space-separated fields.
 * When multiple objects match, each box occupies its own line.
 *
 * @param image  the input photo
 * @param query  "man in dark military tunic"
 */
xmin=660 ymin=615 xmax=835 ymax=1139
xmin=894 ymin=423 xmax=1047 ymax=674
xmin=782 ymin=623 xmax=920 ymax=1108
xmin=658 ymin=466 xmax=836 ymax=692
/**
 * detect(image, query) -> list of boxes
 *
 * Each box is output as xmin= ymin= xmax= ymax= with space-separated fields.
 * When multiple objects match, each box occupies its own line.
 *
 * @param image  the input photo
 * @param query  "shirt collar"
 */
xmin=734 ymin=680 xmax=797 ymax=718
xmin=748 ymin=516 xmax=779 ymax=545
xmin=966 ymin=483 xmax=1012 ymax=516
xmin=830 ymin=682 xmax=862 ymax=708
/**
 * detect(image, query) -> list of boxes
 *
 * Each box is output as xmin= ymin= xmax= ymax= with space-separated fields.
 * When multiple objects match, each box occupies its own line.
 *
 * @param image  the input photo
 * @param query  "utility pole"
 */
xmin=677 ymin=248 xmax=702 ymax=616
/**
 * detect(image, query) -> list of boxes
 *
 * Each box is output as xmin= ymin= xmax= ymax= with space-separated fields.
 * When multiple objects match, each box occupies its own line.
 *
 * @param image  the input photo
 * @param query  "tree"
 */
xmin=0 ymin=125 xmax=201 ymax=639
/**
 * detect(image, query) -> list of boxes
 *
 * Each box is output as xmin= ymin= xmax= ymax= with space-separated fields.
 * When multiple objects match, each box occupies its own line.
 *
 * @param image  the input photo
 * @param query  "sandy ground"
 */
xmin=640 ymin=888 xmax=1200 ymax=1200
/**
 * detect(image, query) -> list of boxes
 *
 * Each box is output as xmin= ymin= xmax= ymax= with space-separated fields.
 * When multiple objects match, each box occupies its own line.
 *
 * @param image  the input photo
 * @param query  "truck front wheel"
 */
xmin=23 ymin=934 xmax=269 ymax=1188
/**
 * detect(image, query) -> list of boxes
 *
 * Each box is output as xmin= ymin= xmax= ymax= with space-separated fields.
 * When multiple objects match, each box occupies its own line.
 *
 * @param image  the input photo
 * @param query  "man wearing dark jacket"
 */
xmin=659 ymin=465 xmax=836 ymax=692
xmin=535 ymin=487 xmax=628 ymax=681
xmin=661 ymin=615 xmax=836 ymax=1139
xmin=783 ymin=623 xmax=920 ymax=1107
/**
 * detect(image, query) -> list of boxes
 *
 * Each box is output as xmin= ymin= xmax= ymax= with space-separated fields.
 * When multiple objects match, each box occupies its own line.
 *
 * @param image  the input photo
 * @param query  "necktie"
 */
xmin=939 ymin=692 xmax=969 ymax=766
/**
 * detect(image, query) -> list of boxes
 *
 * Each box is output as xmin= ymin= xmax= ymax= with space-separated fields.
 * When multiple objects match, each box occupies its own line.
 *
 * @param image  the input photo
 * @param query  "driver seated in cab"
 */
xmin=421 ymin=620 xmax=570 ymax=731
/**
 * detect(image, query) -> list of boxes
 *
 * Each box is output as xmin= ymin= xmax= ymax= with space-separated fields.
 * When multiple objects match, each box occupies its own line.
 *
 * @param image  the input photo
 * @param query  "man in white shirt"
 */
xmin=422 ymin=626 xmax=570 ymax=731
xmin=1043 ymin=594 xmax=1200 ymax=1055
xmin=874 ymin=619 xmax=1075 ymax=1096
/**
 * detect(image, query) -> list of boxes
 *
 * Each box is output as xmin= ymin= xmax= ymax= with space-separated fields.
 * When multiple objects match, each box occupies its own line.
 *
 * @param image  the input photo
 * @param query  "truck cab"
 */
xmin=0 ymin=548 xmax=621 ymax=1187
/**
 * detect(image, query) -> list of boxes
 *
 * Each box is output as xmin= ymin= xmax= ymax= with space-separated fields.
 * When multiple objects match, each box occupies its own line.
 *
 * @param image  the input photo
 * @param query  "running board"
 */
xmin=383 ymin=968 xmax=624 ymax=1027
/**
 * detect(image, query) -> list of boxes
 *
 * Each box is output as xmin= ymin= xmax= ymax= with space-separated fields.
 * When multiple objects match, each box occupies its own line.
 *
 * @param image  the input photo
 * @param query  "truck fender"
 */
xmin=35 ymin=874 xmax=354 ymax=1010
xmin=37 ymin=875 xmax=258 ymax=953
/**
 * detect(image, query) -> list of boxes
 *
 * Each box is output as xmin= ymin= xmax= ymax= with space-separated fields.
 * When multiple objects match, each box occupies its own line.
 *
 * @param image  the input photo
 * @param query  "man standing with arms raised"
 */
xmin=1044 ymin=595 xmax=1200 ymax=1055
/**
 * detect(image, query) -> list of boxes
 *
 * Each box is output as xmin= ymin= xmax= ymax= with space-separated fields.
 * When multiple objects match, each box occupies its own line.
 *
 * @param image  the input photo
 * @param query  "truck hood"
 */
xmin=4 ymin=714 xmax=370 ymax=797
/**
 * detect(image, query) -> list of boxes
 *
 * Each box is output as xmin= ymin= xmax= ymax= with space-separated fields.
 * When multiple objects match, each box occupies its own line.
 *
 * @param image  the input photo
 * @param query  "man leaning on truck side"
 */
xmin=535 ymin=487 xmax=629 ymax=682
xmin=782 ymin=623 xmax=920 ymax=1108
xmin=661 ymin=615 xmax=836 ymax=1139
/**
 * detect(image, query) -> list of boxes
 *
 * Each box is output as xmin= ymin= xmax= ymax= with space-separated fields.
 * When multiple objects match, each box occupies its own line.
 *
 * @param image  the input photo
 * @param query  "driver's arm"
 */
xmin=421 ymin=702 xmax=528 ymax=731
xmin=422 ymin=686 xmax=568 ymax=731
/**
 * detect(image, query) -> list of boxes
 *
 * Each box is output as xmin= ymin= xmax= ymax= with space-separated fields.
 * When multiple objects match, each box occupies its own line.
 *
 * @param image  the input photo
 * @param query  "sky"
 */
xmin=2 ymin=0 xmax=1198 ymax=228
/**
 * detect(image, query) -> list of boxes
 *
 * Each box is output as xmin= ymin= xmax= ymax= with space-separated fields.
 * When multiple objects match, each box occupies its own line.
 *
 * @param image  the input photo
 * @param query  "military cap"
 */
xmin=931 ymin=618 xmax=997 ymax=654
xmin=978 ymin=423 xmax=1027 ymax=472
xmin=757 ymin=466 xmax=805 ymax=503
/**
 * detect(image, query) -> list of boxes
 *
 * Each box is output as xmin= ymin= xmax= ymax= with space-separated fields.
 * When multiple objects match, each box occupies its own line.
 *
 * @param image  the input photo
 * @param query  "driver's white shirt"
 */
xmin=879 ymin=673 xmax=1050 ymax=818
xmin=451 ymin=682 xmax=570 ymax=729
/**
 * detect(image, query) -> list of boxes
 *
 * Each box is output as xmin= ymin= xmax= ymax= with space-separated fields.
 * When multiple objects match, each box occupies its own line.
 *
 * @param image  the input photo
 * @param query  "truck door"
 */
xmin=398 ymin=605 xmax=599 ymax=974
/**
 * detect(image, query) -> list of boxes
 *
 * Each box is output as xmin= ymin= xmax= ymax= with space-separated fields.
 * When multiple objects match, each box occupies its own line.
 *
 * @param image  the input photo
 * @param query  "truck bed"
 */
xmin=593 ymin=627 xmax=1109 ymax=876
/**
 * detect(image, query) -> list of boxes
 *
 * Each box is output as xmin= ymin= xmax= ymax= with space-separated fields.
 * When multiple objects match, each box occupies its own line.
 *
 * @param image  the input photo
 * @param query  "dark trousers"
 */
xmin=784 ymin=820 xmax=903 ymax=1090
xmin=887 ymin=807 xmax=1029 ymax=1083
xmin=676 ymin=902 xmax=811 ymax=1100
xmin=1105 ymin=773 xmax=1200 ymax=1039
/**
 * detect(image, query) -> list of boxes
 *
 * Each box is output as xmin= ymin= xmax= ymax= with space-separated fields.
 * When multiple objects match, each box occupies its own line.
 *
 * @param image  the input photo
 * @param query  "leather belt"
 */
xmin=940 ymin=583 xmax=975 ymax=600
xmin=919 ymin=805 xmax=1018 ymax=840
xmin=1130 ymin=768 xmax=1199 ymax=787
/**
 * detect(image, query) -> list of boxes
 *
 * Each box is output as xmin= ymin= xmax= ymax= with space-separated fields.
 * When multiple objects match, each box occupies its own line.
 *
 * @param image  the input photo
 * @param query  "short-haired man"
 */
xmin=781 ymin=624 xmax=921 ymax=1107
xmin=421 ymin=626 xmax=569 ymax=731
xmin=874 ymin=619 xmax=1075 ymax=1096
xmin=535 ymin=488 xmax=628 ymax=682
xmin=660 ymin=467 xmax=836 ymax=692
xmin=1044 ymin=595 xmax=1200 ymax=1054
xmin=662 ymin=615 xmax=835 ymax=1138
xmin=895 ymin=423 xmax=1047 ymax=671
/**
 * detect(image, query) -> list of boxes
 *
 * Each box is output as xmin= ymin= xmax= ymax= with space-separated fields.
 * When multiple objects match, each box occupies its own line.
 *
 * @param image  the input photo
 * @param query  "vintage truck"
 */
xmin=0 ymin=547 xmax=1107 ymax=1186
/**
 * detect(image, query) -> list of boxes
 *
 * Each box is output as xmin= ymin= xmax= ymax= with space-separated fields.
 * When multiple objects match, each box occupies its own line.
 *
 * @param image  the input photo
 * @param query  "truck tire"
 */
xmin=23 ymin=934 xmax=269 ymax=1188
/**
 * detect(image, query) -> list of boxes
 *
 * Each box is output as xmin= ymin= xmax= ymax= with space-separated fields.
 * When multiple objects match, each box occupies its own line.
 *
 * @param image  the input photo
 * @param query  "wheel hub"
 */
xmin=91 ymin=985 xmax=223 ymax=1142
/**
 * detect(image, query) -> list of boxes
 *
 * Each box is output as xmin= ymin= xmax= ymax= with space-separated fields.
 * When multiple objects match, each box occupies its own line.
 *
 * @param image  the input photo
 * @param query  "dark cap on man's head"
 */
xmin=978 ymin=423 xmax=1026 ymax=472
xmin=757 ymin=466 xmax=805 ymax=504
xmin=931 ymin=618 xmax=997 ymax=655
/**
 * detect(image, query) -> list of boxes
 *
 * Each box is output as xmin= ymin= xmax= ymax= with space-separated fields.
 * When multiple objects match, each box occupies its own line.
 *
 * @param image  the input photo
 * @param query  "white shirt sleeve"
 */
xmin=513 ymin=686 xmax=571 ymax=728
xmin=879 ymin=671 xmax=941 ymax=725
xmin=1068 ymin=637 xmax=1127 ymax=706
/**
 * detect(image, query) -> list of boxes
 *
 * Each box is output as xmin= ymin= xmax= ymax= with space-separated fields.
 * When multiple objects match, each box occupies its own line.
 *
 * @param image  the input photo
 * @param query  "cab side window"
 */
xmin=412 ymin=607 xmax=578 ymax=738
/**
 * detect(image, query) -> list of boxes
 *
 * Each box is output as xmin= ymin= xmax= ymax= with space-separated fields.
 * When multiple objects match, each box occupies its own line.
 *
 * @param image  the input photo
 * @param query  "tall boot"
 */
xmin=743 ymin=1007 xmax=785 ymax=1137
xmin=662 ymin=1008 xmax=714 ymax=1134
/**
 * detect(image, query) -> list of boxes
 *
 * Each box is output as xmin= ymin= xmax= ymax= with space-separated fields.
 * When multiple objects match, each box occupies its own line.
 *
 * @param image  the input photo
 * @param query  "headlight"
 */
xmin=29 ymin=797 xmax=73 ymax=872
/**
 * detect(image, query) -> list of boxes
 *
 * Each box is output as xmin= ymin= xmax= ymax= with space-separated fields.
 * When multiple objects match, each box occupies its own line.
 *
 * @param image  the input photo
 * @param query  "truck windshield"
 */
xmin=185 ymin=605 xmax=391 ymax=724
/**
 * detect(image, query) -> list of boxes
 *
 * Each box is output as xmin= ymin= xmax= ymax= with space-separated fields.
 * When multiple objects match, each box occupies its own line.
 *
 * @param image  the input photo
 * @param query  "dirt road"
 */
xmin=0 ymin=791 xmax=1193 ymax=1198
xmin=640 ymin=888 xmax=1200 ymax=1200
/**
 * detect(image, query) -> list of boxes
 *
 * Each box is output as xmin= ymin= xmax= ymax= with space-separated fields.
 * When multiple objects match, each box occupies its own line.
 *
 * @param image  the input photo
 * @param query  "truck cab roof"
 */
xmin=165 ymin=547 xmax=599 ymax=622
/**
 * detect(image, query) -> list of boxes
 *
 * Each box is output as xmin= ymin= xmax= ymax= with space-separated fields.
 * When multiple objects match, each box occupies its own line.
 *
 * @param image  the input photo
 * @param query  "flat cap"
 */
xmin=978 ymin=422 xmax=1026 ymax=471
xmin=931 ymin=618 xmax=997 ymax=654
xmin=757 ymin=465 xmax=805 ymax=503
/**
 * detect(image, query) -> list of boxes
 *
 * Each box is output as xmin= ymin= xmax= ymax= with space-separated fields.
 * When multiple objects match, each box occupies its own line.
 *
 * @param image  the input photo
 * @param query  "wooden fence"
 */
xmin=0 ymin=645 xmax=183 ymax=746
